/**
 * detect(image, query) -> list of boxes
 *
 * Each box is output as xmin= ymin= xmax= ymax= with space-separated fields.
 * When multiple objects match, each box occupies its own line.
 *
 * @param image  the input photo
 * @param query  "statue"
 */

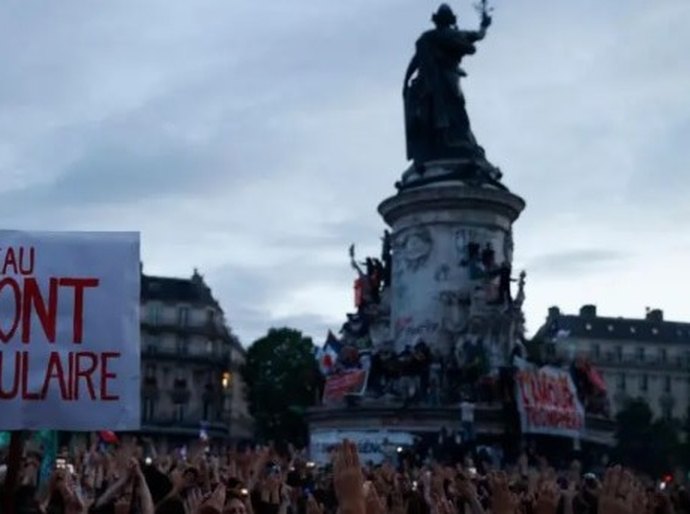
xmin=402 ymin=2 xmax=502 ymax=188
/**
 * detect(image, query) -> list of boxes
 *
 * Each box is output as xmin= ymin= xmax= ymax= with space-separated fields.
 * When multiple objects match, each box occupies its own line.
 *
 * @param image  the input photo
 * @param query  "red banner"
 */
xmin=322 ymin=369 xmax=368 ymax=404
xmin=514 ymin=359 xmax=585 ymax=438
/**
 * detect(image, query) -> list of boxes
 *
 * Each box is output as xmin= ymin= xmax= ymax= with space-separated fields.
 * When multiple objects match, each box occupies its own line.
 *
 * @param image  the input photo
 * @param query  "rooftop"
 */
xmin=537 ymin=305 xmax=690 ymax=345
xmin=141 ymin=268 xmax=220 ymax=310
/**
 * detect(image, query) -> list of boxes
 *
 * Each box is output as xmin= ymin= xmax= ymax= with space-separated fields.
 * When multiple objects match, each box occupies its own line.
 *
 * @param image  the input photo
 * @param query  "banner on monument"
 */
xmin=514 ymin=358 xmax=585 ymax=438
xmin=309 ymin=430 xmax=413 ymax=465
xmin=322 ymin=369 xmax=368 ymax=404
xmin=0 ymin=231 xmax=141 ymax=430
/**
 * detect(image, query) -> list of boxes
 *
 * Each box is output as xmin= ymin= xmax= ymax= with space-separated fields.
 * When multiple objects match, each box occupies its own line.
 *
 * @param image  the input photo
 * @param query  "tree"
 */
xmin=613 ymin=398 xmax=680 ymax=476
xmin=242 ymin=327 xmax=321 ymax=446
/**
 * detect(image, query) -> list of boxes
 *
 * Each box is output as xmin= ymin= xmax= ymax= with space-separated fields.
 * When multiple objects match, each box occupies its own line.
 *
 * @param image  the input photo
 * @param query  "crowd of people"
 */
xmin=1 ymin=434 xmax=687 ymax=514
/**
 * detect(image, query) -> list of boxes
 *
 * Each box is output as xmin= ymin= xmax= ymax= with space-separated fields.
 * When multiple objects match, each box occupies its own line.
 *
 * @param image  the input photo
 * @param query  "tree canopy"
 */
xmin=614 ymin=398 xmax=681 ymax=477
xmin=241 ymin=327 xmax=321 ymax=446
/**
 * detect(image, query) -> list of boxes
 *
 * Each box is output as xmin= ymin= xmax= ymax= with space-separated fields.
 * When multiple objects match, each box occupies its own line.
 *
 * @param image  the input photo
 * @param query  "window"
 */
xmin=591 ymin=343 xmax=601 ymax=359
xmin=630 ymin=326 xmax=636 ymax=334
xmin=177 ymin=404 xmax=185 ymax=422
xmin=660 ymin=348 xmax=667 ymax=363
xmin=176 ymin=336 xmax=188 ymax=355
xmin=207 ymin=310 xmax=216 ymax=325
xmin=142 ymin=398 xmax=156 ymax=421
xmin=640 ymin=374 xmax=648 ymax=392
xmin=617 ymin=373 xmax=626 ymax=391
xmin=636 ymin=347 xmax=645 ymax=362
xmin=607 ymin=324 xmax=614 ymax=332
xmin=145 ymin=335 xmax=158 ymax=354
xmin=615 ymin=346 xmax=623 ymax=362
xmin=652 ymin=327 xmax=659 ymax=335
xmin=664 ymin=376 xmax=672 ymax=393
xmin=145 ymin=364 xmax=156 ymax=378
xmin=206 ymin=341 xmax=214 ymax=354
xmin=662 ymin=403 xmax=672 ymax=421
xmin=178 ymin=306 xmax=190 ymax=327
xmin=585 ymin=323 xmax=592 ymax=331
xmin=148 ymin=304 xmax=162 ymax=325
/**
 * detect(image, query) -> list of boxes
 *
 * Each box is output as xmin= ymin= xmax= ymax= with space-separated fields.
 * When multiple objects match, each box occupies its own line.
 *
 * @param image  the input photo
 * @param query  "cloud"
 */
xmin=0 ymin=0 xmax=689 ymax=344
xmin=526 ymin=249 xmax=627 ymax=276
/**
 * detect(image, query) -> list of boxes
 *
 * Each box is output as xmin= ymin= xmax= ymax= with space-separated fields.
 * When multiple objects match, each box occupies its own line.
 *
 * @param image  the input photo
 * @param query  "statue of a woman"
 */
xmin=403 ymin=4 xmax=492 ymax=168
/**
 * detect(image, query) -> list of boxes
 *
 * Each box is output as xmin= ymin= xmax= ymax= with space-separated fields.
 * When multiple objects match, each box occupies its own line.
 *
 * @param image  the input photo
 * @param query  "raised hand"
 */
xmin=333 ymin=440 xmax=365 ymax=514
xmin=489 ymin=472 xmax=519 ymax=514
xmin=599 ymin=467 xmax=634 ymax=514
xmin=364 ymin=481 xmax=386 ymax=514
xmin=184 ymin=487 xmax=203 ymax=514
xmin=203 ymin=483 xmax=228 ymax=512
xmin=307 ymin=494 xmax=325 ymax=514
xmin=534 ymin=480 xmax=560 ymax=514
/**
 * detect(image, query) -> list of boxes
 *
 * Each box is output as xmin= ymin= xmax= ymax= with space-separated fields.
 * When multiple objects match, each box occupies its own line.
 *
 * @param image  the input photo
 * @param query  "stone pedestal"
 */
xmin=378 ymin=180 xmax=525 ymax=364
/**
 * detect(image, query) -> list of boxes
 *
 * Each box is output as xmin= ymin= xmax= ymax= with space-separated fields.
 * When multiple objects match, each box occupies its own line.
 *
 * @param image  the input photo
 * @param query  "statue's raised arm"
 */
xmin=472 ymin=0 xmax=493 ymax=41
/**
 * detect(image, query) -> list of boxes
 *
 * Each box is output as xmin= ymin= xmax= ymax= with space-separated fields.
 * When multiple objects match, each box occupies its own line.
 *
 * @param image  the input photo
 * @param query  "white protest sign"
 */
xmin=0 ymin=231 xmax=140 ymax=430
xmin=514 ymin=358 xmax=585 ymax=438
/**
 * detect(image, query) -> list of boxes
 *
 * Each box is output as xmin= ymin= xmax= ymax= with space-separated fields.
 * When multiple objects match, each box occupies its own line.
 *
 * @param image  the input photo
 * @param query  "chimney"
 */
xmin=548 ymin=306 xmax=561 ymax=319
xmin=580 ymin=305 xmax=597 ymax=319
xmin=646 ymin=309 xmax=663 ymax=323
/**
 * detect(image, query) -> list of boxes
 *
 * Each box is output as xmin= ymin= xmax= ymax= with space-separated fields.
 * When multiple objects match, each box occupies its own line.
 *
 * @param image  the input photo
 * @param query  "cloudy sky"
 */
xmin=1 ymin=0 xmax=689 ymax=345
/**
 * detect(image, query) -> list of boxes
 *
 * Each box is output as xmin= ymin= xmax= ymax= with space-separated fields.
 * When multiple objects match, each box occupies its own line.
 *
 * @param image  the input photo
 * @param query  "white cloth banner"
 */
xmin=514 ymin=358 xmax=585 ymax=438
xmin=309 ymin=430 xmax=414 ymax=465
xmin=0 ymin=231 xmax=140 ymax=430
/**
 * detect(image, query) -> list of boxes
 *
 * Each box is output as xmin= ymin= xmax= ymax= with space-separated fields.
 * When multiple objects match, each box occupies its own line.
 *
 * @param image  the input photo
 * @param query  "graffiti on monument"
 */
xmin=434 ymin=264 xmax=450 ymax=282
xmin=394 ymin=315 xmax=413 ymax=339
xmin=404 ymin=319 xmax=440 ymax=339
xmin=438 ymin=290 xmax=471 ymax=334
xmin=395 ymin=227 xmax=432 ymax=272
xmin=393 ymin=315 xmax=440 ymax=341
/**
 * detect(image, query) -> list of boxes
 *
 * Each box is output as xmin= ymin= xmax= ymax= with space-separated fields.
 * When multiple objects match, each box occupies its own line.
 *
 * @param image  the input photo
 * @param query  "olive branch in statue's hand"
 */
xmin=474 ymin=0 xmax=493 ymax=29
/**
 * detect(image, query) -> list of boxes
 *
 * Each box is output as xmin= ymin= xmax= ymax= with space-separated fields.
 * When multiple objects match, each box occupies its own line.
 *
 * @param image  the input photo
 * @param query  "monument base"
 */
xmin=307 ymin=401 xmax=615 ymax=465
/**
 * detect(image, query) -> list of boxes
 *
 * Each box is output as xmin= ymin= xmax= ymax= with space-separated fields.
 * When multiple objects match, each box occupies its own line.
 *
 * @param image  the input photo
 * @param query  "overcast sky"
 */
xmin=1 ymin=0 xmax=689 ymax=345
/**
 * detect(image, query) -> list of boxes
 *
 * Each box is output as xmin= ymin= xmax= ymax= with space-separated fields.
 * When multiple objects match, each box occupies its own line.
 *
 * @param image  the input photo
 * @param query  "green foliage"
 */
xmin=241 ymin=327 xmax=320 ymax=446
xmin=613 ymin=398 xmax=681 ymax=476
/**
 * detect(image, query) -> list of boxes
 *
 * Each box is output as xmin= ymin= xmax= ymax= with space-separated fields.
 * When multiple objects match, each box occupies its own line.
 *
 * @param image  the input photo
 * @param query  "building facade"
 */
xmin=140 ymin=269 xmax=253 ymax=442
xmin=536 ymin=305 xmax=690 ymax=421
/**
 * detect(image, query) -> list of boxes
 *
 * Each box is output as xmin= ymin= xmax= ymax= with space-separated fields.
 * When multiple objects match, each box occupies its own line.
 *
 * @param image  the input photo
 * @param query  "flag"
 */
xmin=99 ymin=431 xmax=119 ymax=444
xmin=316 ymin=331 xmax=342 ymax=375
xmin=586 ymin=363 xmax=607 ymax=393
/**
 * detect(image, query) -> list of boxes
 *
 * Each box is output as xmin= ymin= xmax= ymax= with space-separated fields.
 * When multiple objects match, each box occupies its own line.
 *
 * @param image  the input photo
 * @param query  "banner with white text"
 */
xmin=0 ymin=231 xmax=140 ymax=430
xmin=322 ymin=369 xmax=368 ymax=405
xmin=514 ymin=358 xmax=585 ymax=438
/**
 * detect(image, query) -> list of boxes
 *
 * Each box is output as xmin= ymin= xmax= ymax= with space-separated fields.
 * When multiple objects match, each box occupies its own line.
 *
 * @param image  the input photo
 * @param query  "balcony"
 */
xmin=141 ymin=319 xmax=228 ymax=340
xmin=141 ymin=346 xmax=231 ymax=366
xmin=592 ymin=355 xmax=688 ymax=371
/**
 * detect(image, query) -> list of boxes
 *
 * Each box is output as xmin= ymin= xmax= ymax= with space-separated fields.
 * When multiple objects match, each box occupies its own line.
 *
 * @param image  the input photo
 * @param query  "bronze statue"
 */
xmin=403 ymin=2 xmax=501 ymax=186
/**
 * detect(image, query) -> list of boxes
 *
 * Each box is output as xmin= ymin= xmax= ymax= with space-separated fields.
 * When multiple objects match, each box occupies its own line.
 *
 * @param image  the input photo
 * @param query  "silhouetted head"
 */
xmin=432 ymin=4 xmax=456 ymax=28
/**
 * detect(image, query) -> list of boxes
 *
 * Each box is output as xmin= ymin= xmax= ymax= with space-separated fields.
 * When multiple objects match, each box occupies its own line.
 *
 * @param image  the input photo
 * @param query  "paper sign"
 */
xmin=0 ymin=231 xmax=140 ymax=430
